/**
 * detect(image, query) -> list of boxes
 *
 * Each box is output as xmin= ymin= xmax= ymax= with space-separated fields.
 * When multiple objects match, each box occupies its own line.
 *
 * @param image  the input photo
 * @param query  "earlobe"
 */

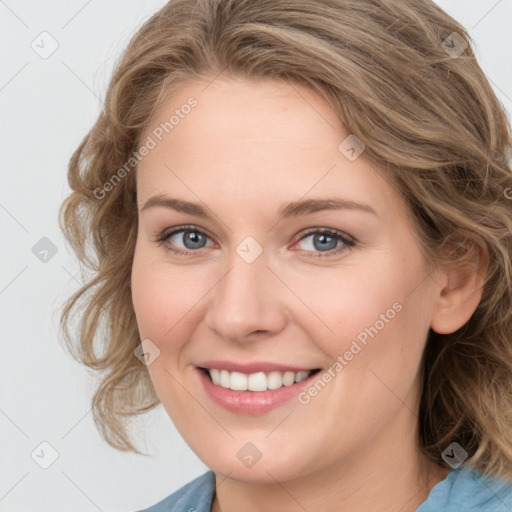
xmin=430 ymin=248 xmax=488 ymax=335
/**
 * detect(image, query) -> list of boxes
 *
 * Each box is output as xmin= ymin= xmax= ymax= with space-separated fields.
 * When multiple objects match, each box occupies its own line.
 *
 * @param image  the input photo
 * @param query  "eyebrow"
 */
xmin=141 ymin=195 xmax=378 ymax=220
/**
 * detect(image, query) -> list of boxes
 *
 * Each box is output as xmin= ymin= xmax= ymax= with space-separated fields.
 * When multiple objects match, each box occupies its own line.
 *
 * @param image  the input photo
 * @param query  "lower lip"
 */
xmin=196 ymin=368 xmax=319 ymax=414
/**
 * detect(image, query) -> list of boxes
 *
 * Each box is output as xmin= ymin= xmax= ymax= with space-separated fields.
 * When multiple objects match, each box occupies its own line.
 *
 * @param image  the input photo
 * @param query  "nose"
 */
xmin=203 ymin=250 xmax=289 ymax=344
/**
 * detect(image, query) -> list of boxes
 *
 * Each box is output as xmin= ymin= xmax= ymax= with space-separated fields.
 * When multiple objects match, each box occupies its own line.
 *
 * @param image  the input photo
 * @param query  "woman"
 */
xmin=59 ymin=0 xmax=512 ymax=510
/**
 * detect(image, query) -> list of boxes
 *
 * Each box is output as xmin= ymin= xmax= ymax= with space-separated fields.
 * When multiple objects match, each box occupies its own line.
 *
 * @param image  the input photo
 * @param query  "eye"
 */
xmin=156 ymin=225 xmax=355 ymax=258
xmin=156 ymin=225 xmax=214 ymax=255
xmin=293 ymin=228 xmax=355 ymax=258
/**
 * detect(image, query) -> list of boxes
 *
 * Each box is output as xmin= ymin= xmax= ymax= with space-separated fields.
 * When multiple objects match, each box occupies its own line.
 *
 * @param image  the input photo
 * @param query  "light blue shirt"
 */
xmin=136 ymin=465 xmax=512 ymax=511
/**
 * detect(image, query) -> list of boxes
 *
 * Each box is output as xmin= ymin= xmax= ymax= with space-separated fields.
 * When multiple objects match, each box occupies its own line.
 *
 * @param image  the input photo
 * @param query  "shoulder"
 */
xmin=135 ymin=471 xmax=216 ymax=512
xmin=417 ymin=465 xmax=512 ymax=512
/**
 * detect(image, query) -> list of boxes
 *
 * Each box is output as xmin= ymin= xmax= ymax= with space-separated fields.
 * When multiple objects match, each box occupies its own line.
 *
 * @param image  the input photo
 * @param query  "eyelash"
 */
xmin=155 ymin=224 xmax=356 ymax=259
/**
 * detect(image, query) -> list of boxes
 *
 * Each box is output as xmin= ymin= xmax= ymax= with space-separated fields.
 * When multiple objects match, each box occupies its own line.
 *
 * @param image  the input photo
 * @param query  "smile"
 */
xmin=196 ymin=363 xmax=322 ymax=414
xmin=201 ymin=368 xmax=318 ymax=391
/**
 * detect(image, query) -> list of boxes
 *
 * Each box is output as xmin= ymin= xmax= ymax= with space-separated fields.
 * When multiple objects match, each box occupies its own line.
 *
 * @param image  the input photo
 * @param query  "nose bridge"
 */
xmin=204 ymin=245 xmax=288 ymax=342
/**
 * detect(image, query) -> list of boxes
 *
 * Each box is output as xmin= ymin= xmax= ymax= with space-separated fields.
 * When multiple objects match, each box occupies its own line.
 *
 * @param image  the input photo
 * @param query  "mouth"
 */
xmin=198 ymin=367 xmax=322 ymax=392
xmin=195 ymin=360 xmax=325 ymax=413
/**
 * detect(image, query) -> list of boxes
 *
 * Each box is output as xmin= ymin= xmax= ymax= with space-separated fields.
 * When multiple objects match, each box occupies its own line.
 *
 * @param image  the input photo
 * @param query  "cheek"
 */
xmin=131 ymin=248 xmax=207 ymax=407
xmin=131 ymin=247 xmax=210 ymax=348
xmin=288 ymin=256 xmax=431 ymax=389
xmin=286 ymin=266 xmax=406 ymax=348
xmin=290 ymin=269 xmax=429 ymax=451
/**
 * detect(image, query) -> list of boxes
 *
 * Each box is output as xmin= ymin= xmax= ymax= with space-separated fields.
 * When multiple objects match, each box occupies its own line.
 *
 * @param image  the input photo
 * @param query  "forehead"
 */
xmin=136 ymin=76 xmax=401 ymax=220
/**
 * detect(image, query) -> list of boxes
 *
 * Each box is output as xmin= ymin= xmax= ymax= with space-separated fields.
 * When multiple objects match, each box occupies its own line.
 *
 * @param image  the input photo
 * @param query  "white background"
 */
xmin=1 ymin=1 xmax=511 ymax=511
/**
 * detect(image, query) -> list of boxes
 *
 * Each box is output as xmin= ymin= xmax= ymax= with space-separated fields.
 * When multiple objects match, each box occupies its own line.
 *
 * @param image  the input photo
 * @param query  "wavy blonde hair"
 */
xmin=59 ymin=0 xmax=512 ymax=479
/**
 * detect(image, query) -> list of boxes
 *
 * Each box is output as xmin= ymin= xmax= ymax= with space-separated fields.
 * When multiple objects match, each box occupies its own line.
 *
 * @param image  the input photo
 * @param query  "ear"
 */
xmin=430 ymin=245 xmax=488 ymax=335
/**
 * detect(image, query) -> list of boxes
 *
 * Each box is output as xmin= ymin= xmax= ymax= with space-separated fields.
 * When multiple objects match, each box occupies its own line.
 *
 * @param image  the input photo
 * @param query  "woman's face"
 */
xmin=132 ymin=75 xmax=441 ymax=482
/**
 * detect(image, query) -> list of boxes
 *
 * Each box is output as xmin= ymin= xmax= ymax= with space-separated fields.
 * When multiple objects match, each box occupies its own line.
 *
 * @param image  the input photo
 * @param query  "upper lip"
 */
xmin=197 ymin=360 xmax=320 ymax=374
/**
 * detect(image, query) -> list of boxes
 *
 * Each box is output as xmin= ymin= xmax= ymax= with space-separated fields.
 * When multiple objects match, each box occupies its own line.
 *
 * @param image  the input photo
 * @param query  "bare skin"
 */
xmin=131 ymin=75 xmax=484 ymax=511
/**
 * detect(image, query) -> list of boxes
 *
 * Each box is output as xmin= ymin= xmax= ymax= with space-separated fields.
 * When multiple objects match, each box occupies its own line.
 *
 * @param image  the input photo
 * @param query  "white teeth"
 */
xmin=267 ymin=371 xmax=283 ymax=390
xmin=282 ymin=371 xmax=296 ymax=386
xmin=295 ymin=370 xmax=310 ymax=383
xmin=220 ymin=369 xmax=230 ymax=388
xmin=206 ymin=368 xmax=314 ymax=391
xmin=248 ymin=372 xmax=267 ymax=392
xmin=210 ymin=368 xmax=220 ymax=385
xmin=230 ymin=371 xmax=248 ymax=391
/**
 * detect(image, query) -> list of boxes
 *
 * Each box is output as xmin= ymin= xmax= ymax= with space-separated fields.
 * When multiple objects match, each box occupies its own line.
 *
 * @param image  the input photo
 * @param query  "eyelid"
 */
xmin=156 ymin=224 xmax=215 ymax=248
xmin=296 ymin=227 xmax=355 ymax=244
